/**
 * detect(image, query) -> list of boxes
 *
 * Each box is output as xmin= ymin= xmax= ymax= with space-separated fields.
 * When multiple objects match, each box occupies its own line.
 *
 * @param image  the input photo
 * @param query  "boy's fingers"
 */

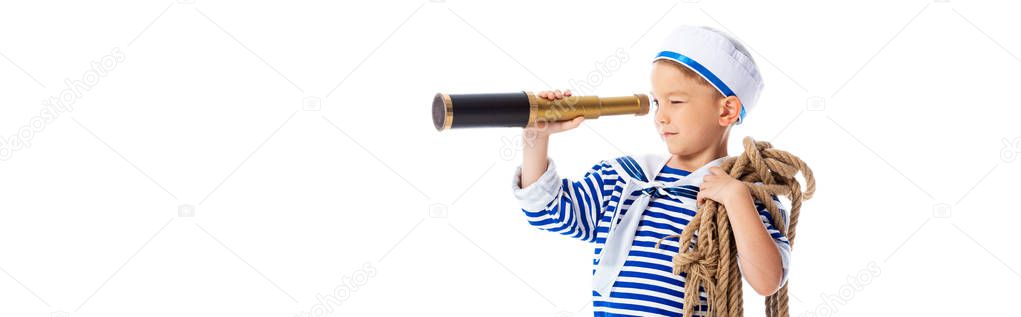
xmin=564 ymin=117 xmax=583 ymax=129
xmin=563 ymin=118 xmax=576 ymax=129
xmin=564 ymin=89 xmax=572 ymax=96
xmin=709 ymin=166 xmax=724 ymax=175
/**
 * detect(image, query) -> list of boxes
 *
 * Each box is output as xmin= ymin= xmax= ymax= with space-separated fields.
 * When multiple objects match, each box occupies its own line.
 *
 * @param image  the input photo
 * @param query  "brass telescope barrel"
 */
xmin=432 ymin=91 xmax=650 ymax=131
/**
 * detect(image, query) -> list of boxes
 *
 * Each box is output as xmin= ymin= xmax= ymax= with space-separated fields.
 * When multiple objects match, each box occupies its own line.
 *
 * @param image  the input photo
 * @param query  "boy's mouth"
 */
xmin=661 ymin=131 xmax=678 ymax=138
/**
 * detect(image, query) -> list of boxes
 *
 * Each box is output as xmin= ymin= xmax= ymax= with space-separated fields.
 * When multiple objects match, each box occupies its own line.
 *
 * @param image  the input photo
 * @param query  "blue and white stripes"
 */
xmin=513 ymin=157 xmax=790 ymax=316
xmin=515 ymin=159 xmax=620 ymax=242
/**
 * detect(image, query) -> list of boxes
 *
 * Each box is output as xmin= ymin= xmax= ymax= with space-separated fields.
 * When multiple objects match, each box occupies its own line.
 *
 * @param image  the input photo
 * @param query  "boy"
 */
xmin=511 ymin=26 xmax=790 ymax=316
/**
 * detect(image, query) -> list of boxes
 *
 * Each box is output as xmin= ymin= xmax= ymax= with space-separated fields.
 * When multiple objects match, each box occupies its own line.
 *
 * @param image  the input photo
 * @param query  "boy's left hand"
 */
xmin=696 ymin=166 xmax=750 ymax=207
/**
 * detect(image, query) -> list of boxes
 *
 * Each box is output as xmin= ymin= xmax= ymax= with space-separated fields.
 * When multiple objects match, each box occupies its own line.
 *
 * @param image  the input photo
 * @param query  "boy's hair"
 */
xmin=654 ymin=59 xmax=725 ymax=100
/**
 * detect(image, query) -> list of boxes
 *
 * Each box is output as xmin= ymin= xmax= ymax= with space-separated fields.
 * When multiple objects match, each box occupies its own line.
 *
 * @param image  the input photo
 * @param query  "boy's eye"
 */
xmin=652 ymin=99 xmax=685 ymax=107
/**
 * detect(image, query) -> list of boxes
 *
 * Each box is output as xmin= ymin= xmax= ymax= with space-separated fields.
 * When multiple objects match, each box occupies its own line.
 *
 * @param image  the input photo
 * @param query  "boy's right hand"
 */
xmin=525 ymin=89 xmax=585 ymax=136
xmin=521 ymin=89 xmax=580 ymax=188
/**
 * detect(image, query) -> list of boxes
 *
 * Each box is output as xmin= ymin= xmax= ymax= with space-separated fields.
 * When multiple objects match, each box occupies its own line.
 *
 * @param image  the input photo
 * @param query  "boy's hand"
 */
xmin=696 ymin=166 xmax=751 ymax=207
xmin=524 ymin=89 xmax=584 ymax=136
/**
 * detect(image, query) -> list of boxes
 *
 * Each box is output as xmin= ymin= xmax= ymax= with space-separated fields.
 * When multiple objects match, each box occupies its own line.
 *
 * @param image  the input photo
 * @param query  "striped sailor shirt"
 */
xmin=512 ymin=155 xmax=790 ymax=316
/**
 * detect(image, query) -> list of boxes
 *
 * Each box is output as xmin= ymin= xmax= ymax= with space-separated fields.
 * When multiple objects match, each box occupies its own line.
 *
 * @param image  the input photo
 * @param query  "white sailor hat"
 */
xmin=653 ymin=25 xmax=764 ymax=125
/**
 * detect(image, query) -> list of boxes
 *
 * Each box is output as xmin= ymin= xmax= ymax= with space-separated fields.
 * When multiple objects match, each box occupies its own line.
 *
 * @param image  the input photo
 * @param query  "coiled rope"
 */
xmin=655 ymin=136 xmax=816 ymax=316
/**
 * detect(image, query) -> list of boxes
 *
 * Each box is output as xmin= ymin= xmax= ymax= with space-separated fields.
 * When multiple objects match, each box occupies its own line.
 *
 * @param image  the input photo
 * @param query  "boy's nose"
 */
xmin=655 ymin=109 xmax=669 ymax=125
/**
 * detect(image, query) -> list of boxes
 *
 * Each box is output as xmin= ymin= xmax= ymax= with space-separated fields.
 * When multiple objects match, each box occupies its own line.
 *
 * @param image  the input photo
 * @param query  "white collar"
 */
xmin=615 ymin=153 xmax=727 ymax=189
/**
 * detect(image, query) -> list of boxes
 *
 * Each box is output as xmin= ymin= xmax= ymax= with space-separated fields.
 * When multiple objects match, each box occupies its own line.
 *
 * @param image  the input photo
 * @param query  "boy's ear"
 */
xmin=718 ymin=96 xmax=742 ymax=126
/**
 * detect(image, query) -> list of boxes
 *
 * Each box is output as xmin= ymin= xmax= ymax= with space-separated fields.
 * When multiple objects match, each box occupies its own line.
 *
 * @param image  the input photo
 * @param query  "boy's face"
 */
xmin=650 ymin=61 xmax=734 ymax=157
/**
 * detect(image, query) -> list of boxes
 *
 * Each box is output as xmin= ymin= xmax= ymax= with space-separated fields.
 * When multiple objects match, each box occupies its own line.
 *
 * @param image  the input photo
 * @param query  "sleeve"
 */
xmin=737 ymin=195 xmax=792 ymax=288
xmin=511 ymin=157 xmax=620 ymax=243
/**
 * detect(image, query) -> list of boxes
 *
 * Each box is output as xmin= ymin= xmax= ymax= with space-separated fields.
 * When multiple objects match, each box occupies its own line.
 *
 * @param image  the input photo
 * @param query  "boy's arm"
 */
xmin=514 ymin=88 xmax=620 ymax=242
xmin=512 ymin=155 xmax=617 ymax=242
xmin=521 ymin=89 xmax=583 ymax=188
xmin=697 ymin=166 xmax=790 ymax=296
xmin=520 ymin=130 xmax=552 ymax=189
xmin=721 ymin=191 xmax=789 ymax=296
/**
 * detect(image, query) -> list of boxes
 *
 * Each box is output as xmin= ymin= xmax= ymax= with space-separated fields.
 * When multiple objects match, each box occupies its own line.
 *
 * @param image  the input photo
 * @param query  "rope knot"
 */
xmin=673 ymin=249 xmax=719 ymax=277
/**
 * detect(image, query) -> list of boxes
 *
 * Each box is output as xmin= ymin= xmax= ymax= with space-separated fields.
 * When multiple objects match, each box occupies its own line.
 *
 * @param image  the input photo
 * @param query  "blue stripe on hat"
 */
xmin=656 ymin=50 xmax=747 ymax=123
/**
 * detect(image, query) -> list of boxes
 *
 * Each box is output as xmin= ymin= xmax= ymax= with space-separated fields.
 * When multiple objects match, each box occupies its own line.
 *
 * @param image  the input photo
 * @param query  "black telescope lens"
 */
xmin=432 ymin=93 xmax=445 ymax=131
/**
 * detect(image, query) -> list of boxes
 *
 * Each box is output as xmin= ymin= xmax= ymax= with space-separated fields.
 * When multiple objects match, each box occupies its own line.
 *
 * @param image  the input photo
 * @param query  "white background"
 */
xmin=1 ymin=0 xmax=1019 ymax=316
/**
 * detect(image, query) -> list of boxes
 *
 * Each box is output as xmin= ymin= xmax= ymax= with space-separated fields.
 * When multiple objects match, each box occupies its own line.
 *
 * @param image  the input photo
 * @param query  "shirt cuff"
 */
xmin=511 ymin=157 xmax=563 ymax=211
xmin=777 ymin=240 xmax=791 ymax=288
